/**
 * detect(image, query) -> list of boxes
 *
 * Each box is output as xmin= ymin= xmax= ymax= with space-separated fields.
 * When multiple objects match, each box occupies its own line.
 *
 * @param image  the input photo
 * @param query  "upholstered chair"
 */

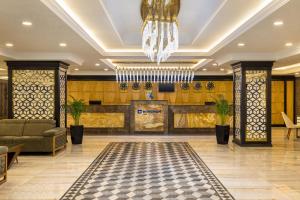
xmin=0 ymin=146 xmax=8 ymax=184
xmin=281 ymin=112 xmax=300 ymax=140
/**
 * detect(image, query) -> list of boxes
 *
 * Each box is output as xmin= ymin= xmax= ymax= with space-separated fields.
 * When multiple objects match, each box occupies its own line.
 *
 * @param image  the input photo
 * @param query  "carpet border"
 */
xmin=184 ymin=142 xmax=235 ymax=200
xmin=59 ymin=143 xmax=114 ymax=200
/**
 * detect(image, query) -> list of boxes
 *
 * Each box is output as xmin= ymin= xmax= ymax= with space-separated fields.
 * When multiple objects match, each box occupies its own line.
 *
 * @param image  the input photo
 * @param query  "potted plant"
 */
xmin=215 ymin=95 xmax=230 ymax=144
xmin=68 ymin=96 xmax=86 ymax=144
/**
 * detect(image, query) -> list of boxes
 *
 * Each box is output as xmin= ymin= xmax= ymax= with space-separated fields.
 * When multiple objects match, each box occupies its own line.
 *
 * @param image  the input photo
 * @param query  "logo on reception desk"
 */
xmin=137 ymin=109 xmax=162 ymax=114
xmin=135 ymin=104 xmax=164 ymax=132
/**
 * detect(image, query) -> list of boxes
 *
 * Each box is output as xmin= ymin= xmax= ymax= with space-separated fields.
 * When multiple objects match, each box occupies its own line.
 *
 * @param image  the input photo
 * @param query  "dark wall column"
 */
xmin=232 ymin=61 xmax=273 ymax=146
xmin=0 ymin=80 xmax=8 ymax=119
xmin=6 ymin=61 xmax=69 ymax=127
xmin=295 ymin=78 xmax=300 ymax=124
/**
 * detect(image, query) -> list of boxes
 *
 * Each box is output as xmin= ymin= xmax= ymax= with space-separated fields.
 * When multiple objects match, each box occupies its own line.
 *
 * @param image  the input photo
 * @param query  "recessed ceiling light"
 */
xmin=237 ymin=43 xmax=245 ymax=47
xmin=273 ymin=20 xmax=283 ymax=26
xmin=74 ymin=68 xmax=79 ymax=71
xmin=104 ymin=68 xmax=109 ymax=71
xmin=5 ymin=43 xmax=14 ymax=47
xmin=22 ymin=21 xmax=32 ymax=26
xmin=295 ymin=72 xmax=299 ymax=75
xmin=202 ymin=68 xmax=207 ymax=71
xmin=285 ymin=42 xmax=293 ymax=47
xmin=212 ymin=63 xmax=218 ymax=66
xmin=59 ymin=43 xmax=67 ymax=47
xmin=220 ymin=68 xmax=225 ymax=71
xmin=95 ymin=63 xmax=100 ymax=66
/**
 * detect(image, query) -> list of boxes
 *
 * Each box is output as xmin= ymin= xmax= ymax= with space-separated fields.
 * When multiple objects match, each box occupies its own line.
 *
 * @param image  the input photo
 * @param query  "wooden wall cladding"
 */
xmin=286 ymin=81 xmax=294 ymax=123
xmin=67 ymin=81 xmax=233 ymax=105
xmin=68 ymin=79 xmax=294 ymax=125
xmin=271 ymin=80 xmax=294 ymax=125
xmin=271 ymin=81 xmax=284 ymax=124
xmin=0 ymin=80 xmax=8 ymax=119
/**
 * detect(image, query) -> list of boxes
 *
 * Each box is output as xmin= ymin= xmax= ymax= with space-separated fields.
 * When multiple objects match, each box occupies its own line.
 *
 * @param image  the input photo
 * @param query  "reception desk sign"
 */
xmin=131 ymin=100 xmax=168 ymax=134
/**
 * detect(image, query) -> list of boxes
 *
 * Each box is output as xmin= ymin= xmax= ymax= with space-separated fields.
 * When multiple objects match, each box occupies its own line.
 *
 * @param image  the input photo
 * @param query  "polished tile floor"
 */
xmin=0 ymin=128 xmax=299 ymax=200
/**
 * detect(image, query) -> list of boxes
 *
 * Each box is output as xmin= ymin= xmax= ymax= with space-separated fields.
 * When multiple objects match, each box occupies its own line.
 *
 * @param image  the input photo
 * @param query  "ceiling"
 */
xmin=0 ymin=0 xmax=300 ymax=77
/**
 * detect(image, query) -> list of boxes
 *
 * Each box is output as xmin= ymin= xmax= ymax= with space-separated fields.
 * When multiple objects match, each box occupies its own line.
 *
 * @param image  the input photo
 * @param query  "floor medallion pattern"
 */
xmin=60 ymin=142 xmax=234 ymax=200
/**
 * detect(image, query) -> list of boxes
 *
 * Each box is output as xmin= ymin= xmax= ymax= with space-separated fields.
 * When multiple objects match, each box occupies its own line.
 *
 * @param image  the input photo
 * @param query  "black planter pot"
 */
xmin=70 ymin=125 xmax=84 ymax=144
xmin=215 ymin=125 xmax=230 ymax=144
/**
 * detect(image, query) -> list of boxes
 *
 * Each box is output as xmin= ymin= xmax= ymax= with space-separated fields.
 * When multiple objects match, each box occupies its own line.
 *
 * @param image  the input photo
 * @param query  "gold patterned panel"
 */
xmin=271 ymin=81 xmax=284 ymax=124
xmin=67 ymin=113 xmax=124 ymax=128
xmin=287 ymin=81 xmax=294 ymax=121
xmin=12 ymin=70 xmax=55 ymax=119
xmin=68 ymin=81 xmax=235 ymax=105
xmin=174 ymin=113 xmax=216 ymax=128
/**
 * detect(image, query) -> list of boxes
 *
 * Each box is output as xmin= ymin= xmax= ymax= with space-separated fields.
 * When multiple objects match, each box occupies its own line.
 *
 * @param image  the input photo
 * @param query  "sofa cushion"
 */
xmin=0 ymin=119 xmax=26 ymax=136
xmin=0 ymin=146 xmax=8 ymax=154
xmin=42 ymin=128 xmax=66 ymax=137
xmin=23 ymin=120 xmax=56 ymax=136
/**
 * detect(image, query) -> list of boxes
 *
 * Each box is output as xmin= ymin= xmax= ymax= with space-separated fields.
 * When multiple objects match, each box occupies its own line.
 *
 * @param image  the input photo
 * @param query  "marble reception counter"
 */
xmin=67 ymin=101 xmax=230 ymax=134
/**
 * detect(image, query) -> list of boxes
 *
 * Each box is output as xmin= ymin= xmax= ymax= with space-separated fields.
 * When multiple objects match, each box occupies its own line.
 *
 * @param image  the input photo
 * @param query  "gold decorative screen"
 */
xmin=12 ymin=70 xmax=55 ymax=119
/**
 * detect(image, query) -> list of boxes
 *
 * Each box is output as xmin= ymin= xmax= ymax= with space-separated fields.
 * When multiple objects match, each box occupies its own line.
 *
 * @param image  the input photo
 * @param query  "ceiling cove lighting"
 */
xmin=5 ymin=43 xmax=14 ymax=47
xmin=273 ymin=63 xmax=300 ymax=71
xmin=141 ymin=0 xmax=180 ymax=64
xmin=273 ymin=20 xmax=283 ymax=26
xmin=115 ymin=66 xmax=194 ymax=83
xmin=22 ymin=21 xmax=32 ymax=26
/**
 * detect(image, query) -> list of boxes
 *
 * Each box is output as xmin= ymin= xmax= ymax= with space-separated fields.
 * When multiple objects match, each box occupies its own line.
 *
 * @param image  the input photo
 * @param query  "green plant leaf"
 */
xmin=67 ymin=96 xmax=86 ymax=126
xmin=214 ymin=95 xmax=230 ymax=125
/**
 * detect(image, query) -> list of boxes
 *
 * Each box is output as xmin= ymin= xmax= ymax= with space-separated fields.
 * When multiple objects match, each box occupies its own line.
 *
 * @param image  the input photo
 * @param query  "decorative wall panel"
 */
xmin=67 ymin=81 xmax=233 ymax=105
xmin=7 ymin=61 xmax=69 ymax=127
xmin=245 ymin=71 xmax=267 ymax=142
xmin=59 ymin=69 xmax=67 ymax=127
xmin=67 ymin=113 xmax=124 ymax=128
xmin=233 ymin=68 xmax=241 ymax=141
xmin=12 ymin=70 xmax=55 ymax=119
xmin=232 ymin=61 xmax=272 ymax=146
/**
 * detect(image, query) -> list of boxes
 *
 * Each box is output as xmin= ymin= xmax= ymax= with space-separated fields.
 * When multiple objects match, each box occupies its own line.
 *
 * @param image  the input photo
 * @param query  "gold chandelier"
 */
xmin=141 ymin=0 xmax=180 ymax=64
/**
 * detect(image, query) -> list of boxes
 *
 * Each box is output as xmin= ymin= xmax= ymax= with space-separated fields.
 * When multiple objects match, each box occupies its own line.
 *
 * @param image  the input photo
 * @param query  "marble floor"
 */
xmin=0 ymin=128 xmax=299 ymax=200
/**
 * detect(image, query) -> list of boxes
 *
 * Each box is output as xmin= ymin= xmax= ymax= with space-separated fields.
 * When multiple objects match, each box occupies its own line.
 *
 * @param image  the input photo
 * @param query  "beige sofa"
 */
xmin=0 ymin=119 xmax=67 ymax=156
xmin=0 ymin=146 xmax=7 ymax=184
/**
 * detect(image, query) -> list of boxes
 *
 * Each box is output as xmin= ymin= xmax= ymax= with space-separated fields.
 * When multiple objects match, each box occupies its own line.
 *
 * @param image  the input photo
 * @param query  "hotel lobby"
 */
xmin=0 ymin=0 xmax=300 ymax=199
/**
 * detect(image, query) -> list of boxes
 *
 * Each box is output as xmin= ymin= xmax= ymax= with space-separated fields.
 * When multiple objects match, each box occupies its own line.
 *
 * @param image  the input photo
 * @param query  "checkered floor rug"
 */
xmin=60 ymin=142 xmax=234 ymax=200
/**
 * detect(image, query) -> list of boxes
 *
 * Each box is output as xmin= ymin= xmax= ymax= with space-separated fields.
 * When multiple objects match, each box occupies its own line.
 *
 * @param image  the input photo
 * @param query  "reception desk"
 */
xmin=67 ymin=100 xmax=230 ymax=135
